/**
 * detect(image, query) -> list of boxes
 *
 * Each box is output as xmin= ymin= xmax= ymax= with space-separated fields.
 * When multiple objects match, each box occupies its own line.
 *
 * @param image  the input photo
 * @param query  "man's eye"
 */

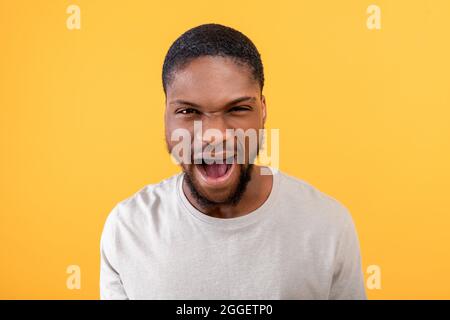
xmin=177 ymin=108 xmax=199 ymax=115
xmin=229 ymin=106 xmax=250 ymax=113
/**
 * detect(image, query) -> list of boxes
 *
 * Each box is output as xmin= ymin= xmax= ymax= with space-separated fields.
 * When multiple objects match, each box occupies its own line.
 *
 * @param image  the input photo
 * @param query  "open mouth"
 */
xmin=199 ymin=162 xmax=232 ymax=178
xmin=194 ymin=156 xmax=236 ymax=185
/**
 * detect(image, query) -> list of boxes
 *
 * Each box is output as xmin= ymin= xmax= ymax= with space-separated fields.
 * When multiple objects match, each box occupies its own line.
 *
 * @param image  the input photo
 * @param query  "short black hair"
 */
xmin=162 ymin=23 xmax=264 ymax=95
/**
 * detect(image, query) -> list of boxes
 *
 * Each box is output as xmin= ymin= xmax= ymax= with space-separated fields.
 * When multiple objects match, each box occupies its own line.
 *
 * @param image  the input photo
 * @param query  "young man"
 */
xmin=100 ymin=23 xmax=367 ymax=299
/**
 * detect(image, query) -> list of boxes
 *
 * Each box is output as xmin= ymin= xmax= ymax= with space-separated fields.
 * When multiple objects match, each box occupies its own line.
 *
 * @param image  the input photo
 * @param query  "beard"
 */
xmin=183 ymin=163 xmax=254 ymax=209
xmin=166 ymin=127 xmax=265 ymax=210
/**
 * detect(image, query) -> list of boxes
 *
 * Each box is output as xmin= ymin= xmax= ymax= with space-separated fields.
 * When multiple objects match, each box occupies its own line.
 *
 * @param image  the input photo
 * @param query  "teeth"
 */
xmin=225 ymin=156 xmax=234 ymax=164
xmin=196 ymin=156 xmax=235 ymax=165
xmin=193 ymin=151 xmax=236 ymax=165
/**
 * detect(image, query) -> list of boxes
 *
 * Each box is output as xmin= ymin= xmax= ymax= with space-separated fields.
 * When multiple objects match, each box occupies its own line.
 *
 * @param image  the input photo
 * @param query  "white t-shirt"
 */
xmin=100 ymin=168 xmax=367 ymax=299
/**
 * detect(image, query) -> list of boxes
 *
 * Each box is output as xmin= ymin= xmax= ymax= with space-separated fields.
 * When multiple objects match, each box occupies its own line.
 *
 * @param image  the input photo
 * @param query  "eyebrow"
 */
xmin=169 ymin=96 xmax=257 ymax=109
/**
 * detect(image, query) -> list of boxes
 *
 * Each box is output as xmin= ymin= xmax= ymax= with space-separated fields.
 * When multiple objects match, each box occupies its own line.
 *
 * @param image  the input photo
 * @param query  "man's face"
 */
xmin=164 ymin=56 xmax=266 ymax=207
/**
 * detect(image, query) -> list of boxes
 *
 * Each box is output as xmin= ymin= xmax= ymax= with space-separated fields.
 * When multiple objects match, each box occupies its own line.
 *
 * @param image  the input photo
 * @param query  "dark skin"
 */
xmin=164 ymin=56 xmax=273 ymax=219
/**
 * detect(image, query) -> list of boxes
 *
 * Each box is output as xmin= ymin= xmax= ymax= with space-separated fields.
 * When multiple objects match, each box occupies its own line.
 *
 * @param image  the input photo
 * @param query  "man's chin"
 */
xmin=182 ymin=163 xmax=253 ymax=208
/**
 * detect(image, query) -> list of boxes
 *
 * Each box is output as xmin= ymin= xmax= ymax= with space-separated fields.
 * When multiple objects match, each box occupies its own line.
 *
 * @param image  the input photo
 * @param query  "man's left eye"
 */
xmin=229 ymin=106 xmax=250 ymax=112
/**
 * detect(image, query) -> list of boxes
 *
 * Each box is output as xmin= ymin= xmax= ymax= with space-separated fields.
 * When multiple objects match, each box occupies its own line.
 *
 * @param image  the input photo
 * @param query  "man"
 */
xmin=100 ymin=23 xmax=367 ymax=299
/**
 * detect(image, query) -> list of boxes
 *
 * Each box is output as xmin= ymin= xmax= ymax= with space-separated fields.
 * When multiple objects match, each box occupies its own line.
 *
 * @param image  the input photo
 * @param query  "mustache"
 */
xmin=167 ymin=134 xmax=261 ymax=166
xmin=191 ymin=140 xmax=246 ymax=164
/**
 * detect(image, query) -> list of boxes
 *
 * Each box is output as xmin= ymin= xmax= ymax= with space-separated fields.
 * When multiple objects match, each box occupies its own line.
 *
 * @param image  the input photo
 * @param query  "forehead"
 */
xmin=166 ymin=56 xmax=259 ymax=105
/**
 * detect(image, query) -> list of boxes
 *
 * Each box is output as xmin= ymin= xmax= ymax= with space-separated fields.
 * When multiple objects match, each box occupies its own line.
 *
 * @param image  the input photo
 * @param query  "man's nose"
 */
xmin=195 ymin=115 xmax=231 ymax=144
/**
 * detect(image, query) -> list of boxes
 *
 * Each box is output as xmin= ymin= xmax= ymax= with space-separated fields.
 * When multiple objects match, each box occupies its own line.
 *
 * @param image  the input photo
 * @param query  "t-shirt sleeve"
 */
xmin=328 ymin=211 xmax=367 ymax=300
xmin=99 ymin=205 xmax=129 ymax=300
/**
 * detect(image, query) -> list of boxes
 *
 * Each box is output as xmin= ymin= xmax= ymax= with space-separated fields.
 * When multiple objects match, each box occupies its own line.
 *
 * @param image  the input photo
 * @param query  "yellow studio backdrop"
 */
xmin=0 ymin=0 xmax=449 ymax=299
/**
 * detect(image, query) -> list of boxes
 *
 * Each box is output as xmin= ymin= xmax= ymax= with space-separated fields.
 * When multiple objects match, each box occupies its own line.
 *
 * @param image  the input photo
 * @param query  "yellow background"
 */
xmin=1 ymin=0 xmax=449 ymax=299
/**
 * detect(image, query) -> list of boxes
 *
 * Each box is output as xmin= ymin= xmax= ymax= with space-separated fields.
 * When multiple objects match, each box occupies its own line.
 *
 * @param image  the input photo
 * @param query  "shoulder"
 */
xmin=276 ymin=170 xmax=355 ymax=232
xmin=101 ymin=173 xmax=181 ymax=239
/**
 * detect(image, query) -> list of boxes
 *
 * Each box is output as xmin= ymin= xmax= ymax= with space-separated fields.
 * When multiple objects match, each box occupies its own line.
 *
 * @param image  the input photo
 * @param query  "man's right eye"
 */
xmin=177 ymin=108 xmax=199 ymax=115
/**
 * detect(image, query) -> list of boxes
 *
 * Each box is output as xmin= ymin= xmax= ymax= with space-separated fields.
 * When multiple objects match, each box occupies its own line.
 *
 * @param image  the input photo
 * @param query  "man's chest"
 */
xmin=117 ymin=226 xmax=334 ymax=299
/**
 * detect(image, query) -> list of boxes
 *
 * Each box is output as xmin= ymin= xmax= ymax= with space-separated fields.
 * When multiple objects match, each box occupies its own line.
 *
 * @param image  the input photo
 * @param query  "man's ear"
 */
xmin=261 ymin=94 xmax=267 ymax=125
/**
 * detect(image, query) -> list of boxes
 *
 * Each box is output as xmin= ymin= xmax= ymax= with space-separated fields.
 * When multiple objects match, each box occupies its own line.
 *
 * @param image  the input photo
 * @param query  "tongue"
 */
xmin=204 ymin=164 xmax=228 ymax=178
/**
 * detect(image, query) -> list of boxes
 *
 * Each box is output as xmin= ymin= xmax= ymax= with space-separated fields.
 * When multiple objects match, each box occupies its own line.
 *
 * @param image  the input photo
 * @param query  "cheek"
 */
xmin=165 ymin=120 xmax=192 ymax=140
xmin=164 ymin=128 xmax=176 ymax=152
